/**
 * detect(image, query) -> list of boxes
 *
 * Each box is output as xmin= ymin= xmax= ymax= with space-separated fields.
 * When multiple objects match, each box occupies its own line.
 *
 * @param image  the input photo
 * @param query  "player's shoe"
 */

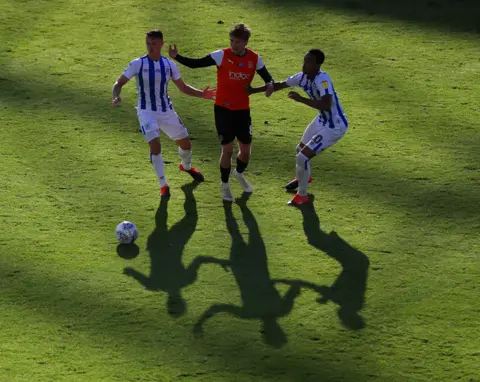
xmin=285 ymin=176 xmax=313 ymax=191
xmin=287 ymin=193 xmax=309 ymax=206
xmin=160 ymin=185 xmax=170 ymax=199
xmin=179 ymin=163 xmax=205 ymax=183
xmin=232 ymin=169 xmax=253 ymax=193
xmin=221 ymin=183 xmax=235 ymax=202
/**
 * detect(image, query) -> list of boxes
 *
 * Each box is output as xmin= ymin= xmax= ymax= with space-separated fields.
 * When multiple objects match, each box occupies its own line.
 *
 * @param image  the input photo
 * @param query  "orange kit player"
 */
xmin=169 ymin=23 xmax=275 ymax=201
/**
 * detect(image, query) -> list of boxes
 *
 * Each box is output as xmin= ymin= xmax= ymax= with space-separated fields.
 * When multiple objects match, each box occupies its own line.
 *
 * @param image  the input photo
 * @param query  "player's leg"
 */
xmin=288 ymin=145 xmax=315 ymax=206
xmin=215 ymin=105 xmax=236 ymax=201
xmin=138 ymin=111 xmax=169 ymax=198
xmin=288 ymin=124 xmax=346 ymax=206
xmin=233 ymin=141 xmax=253 ymax=193
xmin=159 ymin=109 xmax=205 ymax=183
xmin=220 ymin=142 xmax=235 ymax=201
xmin=232 ymin=109 xmax=253 ymax=193
xmin=285 ymin=142 xmax=313 ymax=191
xmin=149 ymin=139 xmax=170 ymax=199
xmin=285 ymin=117 xmax=319 ymax=191
xmin=175 ymin=137 xmax=204 ymax=183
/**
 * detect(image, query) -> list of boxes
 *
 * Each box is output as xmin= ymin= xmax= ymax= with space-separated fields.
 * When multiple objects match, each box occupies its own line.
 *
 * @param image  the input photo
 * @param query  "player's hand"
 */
xmin=111 ymin=96 xmax=122 ymax=107
xmin=287 ymin=91 xmax=302 ymax=102
xmin=265 ymin=82 xmax=275 ymax=97
xmin=202 ymin=86 xmax=216 ymax=100
xmin=168 ymin=44 xmax=178 ymax=59
xmin=244 ymin=84 xmax=253 ymax=95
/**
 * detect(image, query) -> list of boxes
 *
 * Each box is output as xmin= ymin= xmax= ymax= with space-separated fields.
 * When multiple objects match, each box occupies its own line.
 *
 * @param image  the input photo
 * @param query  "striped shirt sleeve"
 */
xmin=285 ymin=72 xmax=303 ymax=88
xmin=168 ymin=59 xmax=182 ymax=80
xmin=123 ymin=58 xmax=141 ymax=79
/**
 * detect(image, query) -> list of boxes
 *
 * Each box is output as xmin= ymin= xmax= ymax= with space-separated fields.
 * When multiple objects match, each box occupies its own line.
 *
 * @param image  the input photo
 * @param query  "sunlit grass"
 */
xmin=0 ymin=0 xmax=479 ymax=380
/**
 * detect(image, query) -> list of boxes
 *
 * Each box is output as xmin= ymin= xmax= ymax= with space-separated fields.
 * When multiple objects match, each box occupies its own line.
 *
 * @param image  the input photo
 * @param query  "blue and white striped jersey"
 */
xmin=286 ymin=71 xmax=348 ymax=128
xmin=123 ymin=55 xmax=181 ymax=112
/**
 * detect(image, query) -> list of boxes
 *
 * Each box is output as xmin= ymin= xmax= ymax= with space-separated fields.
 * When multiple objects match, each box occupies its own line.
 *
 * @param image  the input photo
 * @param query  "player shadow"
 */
xmin=193 ymin=193 xmax=308 ymax=348
xmin=123 ymin=181 xmax=228 ymax=318
xmin=276 ymin=196 xmax=370 ymax=330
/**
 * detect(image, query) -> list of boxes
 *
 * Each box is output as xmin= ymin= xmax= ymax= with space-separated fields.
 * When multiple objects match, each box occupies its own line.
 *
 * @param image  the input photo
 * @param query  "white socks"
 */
xmin=178 ymin=147 xmax=192 ymax=171
xmin=150 ymin=153 xmax=167 ymax=187
xmin=221 ymin=182 xmax=235 ymax=201
xmin=296 ymin=152 xmax=310 ymax=196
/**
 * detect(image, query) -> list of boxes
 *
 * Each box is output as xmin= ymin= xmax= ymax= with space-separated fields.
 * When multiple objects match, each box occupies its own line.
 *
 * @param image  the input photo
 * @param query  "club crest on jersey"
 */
xmin=248 ymin=61 xmax=253 ymax=68
xmin=322 ymin=80 xmax=329 ymax=89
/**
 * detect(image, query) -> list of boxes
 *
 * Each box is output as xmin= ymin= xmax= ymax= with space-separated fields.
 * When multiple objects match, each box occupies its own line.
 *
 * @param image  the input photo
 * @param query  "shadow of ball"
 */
xmin=116 ymin=243 xmax=140 ymax=260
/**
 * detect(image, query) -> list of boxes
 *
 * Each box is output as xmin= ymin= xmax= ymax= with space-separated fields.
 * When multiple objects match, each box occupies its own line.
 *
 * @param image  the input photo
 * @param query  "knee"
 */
xmin=177 ymin=138 xmax=191 ymax=151
xmin=222 ymin=144 xmax=234 ymax=156
xmin=296 ymin=152 xmax=309 ymax=168
xmin=238 ymin=151 xmax=250 ymax=162
xmin=238 ymin=143 xmax=251 ymax=162
xmin=149 ymin=139 xmax=161 ymax=155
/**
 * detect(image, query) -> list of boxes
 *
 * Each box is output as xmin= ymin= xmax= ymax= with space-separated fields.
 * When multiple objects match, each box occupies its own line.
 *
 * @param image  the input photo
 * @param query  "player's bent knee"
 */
xmin=296 ymin=152 xmax=309 ymax=167
xmin=222 ymin=144 xmax=234 ymax=154
xmin=176 ymin=138 xmax=191 ymax=150
xmin=301 ymin=145 xmax=316 ymax=158
xmin=238 ymin=152 xmax=250 ymax=162
xmin=149 ymin=139 xmax=161 ymax=155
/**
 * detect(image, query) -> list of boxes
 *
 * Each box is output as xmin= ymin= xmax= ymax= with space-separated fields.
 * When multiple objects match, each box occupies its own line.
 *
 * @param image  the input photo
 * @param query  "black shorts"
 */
xmin=214 ymin=105 xmax=252 ymax=145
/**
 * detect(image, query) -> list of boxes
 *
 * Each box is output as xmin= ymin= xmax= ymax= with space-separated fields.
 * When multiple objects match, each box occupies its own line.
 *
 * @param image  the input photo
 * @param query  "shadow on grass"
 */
xmin=0 ymin=255 xmax=368 ymax=381
xmin=194 ymin=193 xmax=316 ymax=348
xmin=251 ymin=0 xmax=480 ymax=34
xmin=116 ymin=243 xmax=140 ymax=260
xmin=276 ymin=196 xmax=369 ymax=330
xmin=123 ymin=181 xmax=229 ymax=318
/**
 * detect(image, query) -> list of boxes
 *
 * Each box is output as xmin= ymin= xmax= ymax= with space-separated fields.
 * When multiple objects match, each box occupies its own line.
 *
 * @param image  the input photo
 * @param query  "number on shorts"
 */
xmin=249 ymin=124 xmax=253 ymax=136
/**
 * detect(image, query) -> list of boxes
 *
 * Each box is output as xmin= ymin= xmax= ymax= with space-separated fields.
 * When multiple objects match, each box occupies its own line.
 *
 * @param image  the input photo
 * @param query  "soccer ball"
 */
xmin=115 ymin=221 xmax=138 ymax=244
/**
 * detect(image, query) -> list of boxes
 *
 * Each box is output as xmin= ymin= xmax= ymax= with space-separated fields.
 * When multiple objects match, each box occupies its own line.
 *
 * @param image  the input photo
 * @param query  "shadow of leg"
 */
xmin=298 ymin=199 xmax=370 ymax=329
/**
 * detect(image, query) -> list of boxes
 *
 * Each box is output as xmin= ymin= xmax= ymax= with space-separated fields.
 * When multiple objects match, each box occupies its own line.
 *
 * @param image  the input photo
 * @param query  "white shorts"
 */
xmin=301 ymin=116 xmax=348 ymax=155
xmin=137 ymin=108 xmax=189 ymax=143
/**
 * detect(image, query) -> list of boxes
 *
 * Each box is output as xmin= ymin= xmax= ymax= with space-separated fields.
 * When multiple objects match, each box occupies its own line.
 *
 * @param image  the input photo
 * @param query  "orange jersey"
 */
xmin=213 ymin=48 xmax=259 ymax=110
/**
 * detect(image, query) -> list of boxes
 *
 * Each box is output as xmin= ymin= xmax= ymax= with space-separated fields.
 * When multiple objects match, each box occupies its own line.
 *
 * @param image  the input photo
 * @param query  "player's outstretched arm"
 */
xmin=247 ymin=81 xmax=289 ymax=96
xmin=172 ymin=78 xmax=216 ymax=100
xmin=169 ymin=44 xmax=217 ymax=69
xmin=256 ymin=65 xmax=276 ymax=97
xmin=112 ymin=75 xmax=129 ymax=107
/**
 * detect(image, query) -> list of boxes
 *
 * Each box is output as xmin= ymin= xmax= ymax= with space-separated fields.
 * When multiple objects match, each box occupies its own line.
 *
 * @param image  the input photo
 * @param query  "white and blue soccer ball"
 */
xmin=115 ymin=221 xmax=138 ymax=244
